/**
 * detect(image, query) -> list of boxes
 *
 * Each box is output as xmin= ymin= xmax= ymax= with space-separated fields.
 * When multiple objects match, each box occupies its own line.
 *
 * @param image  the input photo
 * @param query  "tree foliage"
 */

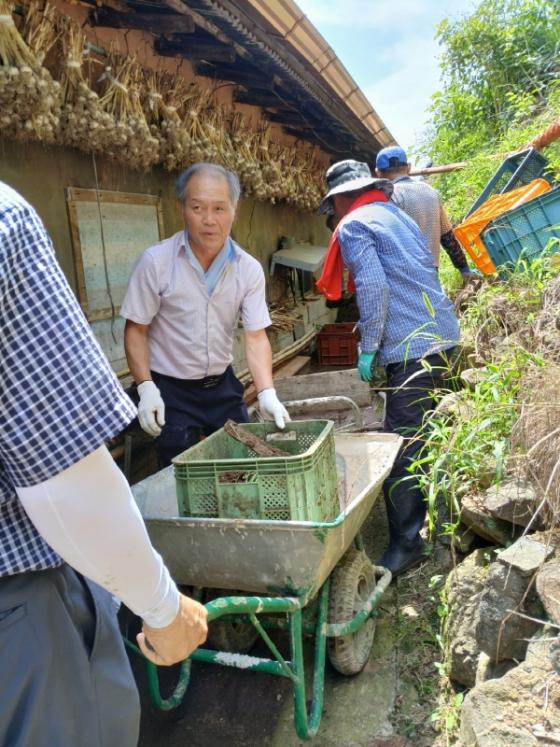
xmin=421 ymin=0 xmax=560 ymax=220
xmin=428 ymin=0 xmax=559 ymax=164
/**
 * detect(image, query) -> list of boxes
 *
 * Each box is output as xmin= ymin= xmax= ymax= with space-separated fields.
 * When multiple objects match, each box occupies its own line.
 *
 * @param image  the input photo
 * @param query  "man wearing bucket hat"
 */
xmin=375 ymin=145 xmax=478 ymax=281
xmin=317 ymin=160 xmax=460 ymax=576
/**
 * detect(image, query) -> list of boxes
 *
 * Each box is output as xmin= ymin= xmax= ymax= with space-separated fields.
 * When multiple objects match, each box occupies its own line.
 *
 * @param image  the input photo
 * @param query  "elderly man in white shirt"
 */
xmin=121 ymin=162 xmax=289 ymax=465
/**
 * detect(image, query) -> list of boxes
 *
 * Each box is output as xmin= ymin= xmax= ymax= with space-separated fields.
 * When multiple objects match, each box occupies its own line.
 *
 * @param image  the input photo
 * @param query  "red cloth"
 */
xmin=316 ymin=189 xmax=389 ymax=301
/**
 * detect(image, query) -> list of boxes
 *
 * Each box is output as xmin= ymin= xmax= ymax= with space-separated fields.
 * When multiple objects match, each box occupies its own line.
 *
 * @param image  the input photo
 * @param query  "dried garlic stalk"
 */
xmin=57 ymin=19 xmax=111 ymax=152
xmin=0 ymin=0 xmax=60 ymax=143
xmin=98 ymin=53 xmax=159 ymax=170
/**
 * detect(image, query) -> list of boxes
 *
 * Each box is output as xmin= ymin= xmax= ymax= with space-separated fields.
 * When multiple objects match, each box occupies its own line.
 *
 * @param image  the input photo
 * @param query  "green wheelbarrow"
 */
xmin=127 ymin=431 xmax=401 ymax=740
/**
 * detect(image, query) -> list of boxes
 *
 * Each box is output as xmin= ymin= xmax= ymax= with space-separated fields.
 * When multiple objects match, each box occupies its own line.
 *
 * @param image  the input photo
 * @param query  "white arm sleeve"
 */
xmin=16 ymin=446 xmax=180 ymax=629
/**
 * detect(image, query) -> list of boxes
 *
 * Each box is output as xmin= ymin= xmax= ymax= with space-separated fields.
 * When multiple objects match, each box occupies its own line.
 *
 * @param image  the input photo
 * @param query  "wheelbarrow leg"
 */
xmin=354 ymin=532 xmax=365 ymax=551
xmin=290 ymin=580 xmax=329 ymax=740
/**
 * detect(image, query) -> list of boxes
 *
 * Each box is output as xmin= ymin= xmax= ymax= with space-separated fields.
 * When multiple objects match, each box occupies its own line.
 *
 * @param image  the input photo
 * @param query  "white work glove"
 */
xmin=137 ymin=380 xmax=166 ymax=437
xmin=257 ymin=388 xmax=291 ymax=429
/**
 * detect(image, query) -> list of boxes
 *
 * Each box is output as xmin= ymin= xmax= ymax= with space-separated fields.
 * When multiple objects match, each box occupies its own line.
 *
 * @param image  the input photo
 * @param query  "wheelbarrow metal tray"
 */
xmin=132 ymin=433 xmax=401 ymax=602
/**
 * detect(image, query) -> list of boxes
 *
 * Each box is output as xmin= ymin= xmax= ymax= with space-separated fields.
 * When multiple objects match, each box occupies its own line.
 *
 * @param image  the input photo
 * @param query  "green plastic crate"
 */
xmin=481 ymin=186 xmax=560 ymax=268
xmin=172 ymin=420 xmax=338 ymax=522
xmin=466 ymin=148 xmax=550 ymax=217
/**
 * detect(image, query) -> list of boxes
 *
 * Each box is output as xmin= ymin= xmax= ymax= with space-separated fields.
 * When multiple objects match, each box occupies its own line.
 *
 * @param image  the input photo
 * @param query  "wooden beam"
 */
xmin=90 ymin=7 xmax=195 ymax=34
xmin=274 ymin=368 xmax=372 ymax=408
xmin=244 ymin=356 xmax=310 ymax=405
xmin=162 ymin=0 xmax=251 ymax=61
xmin=234 ymin=89 xmax=285 ymax=108
xmin=155 ymin=37 xmax=236 ymax=63
xmin=265 ymin=111 xmax=312 ymax=127
xmin=409 ymin=162 xmax=467 ymax=176
xmin=283 ymin=125 xmax=338 ymax=142
xmin=194 ymin=61 xmax=279 ymax=89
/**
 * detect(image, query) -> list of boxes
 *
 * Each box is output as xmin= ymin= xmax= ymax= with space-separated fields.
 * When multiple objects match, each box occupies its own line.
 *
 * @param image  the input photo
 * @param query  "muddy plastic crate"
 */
xmin=481 ymin=186 xmax=560 ymax=269
xmin=316 ymin=323 xmax=358 ymax=366
xmin=466 ymin=148 xmax=550 ymax=217
xmin=172 ymin=420 xmax=338 ymax=522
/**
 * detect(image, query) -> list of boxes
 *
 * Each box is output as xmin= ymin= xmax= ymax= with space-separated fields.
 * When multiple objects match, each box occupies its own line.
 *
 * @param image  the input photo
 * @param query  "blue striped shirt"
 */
xmin=0 ymin=182 xmax=136 ymax=576
xmin=338 ymin=201 xmax=460 ymax=364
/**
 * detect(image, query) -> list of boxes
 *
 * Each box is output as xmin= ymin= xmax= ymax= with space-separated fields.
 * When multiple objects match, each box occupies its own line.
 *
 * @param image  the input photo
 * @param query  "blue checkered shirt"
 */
xmin=0 ymin=182 xmax=136 ymax=577
xmin=338 ymin=201 xmax=460 ymax=364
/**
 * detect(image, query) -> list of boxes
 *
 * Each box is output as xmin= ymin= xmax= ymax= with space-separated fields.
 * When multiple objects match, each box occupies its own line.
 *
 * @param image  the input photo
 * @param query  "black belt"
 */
xmin=152 ymin=369 xmax=228 ymax=390
xmin=199 ymin=375 xmax=224 ymax=389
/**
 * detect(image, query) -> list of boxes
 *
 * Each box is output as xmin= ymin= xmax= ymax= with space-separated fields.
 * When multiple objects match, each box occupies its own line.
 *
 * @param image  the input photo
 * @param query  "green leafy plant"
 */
xmin=413 ymin=0 xmax=560 ymax=221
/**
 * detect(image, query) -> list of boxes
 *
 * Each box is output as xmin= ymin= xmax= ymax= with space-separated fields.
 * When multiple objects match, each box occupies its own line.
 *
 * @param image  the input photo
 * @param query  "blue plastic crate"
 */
xmin=466 ymin=148 xmax=550 ymax=217
xmin=481 ymin=186 xmax=560 ymax=269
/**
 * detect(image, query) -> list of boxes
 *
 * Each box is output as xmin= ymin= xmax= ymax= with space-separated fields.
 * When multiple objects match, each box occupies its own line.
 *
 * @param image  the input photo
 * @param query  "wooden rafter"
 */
xmin=264 ymin=111 xmax=311 ymax=127
xmin=162 ymin=0 xmax=251 ymax=60
xmin=155 ymin=36 xmax=236 ymax=63
xmin=194 ymin=61 xmax=281 ymax=89
xmin=234 ymin=88 xmax=287 ymax=108
xmin=90 ymin=7 xmax=195 ymax=33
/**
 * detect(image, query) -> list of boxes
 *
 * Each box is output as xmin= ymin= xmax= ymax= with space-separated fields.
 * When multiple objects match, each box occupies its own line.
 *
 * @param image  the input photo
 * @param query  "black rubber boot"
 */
xmin=379 ymin=537 xmax=428 ymax=577
xmin=379 ymin=353 xmax=452 ymax=579
xmin=379 ymin=475 xmax=428 ymax=577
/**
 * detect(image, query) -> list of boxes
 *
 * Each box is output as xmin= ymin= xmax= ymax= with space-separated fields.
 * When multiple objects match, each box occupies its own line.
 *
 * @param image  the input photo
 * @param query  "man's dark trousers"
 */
xmin=153 ymin=365 xmax=249 ymax=466
xmin=382 ymin=349 xmax=455 ymax=553
xmin=0 ymin=565 xmax=140 ymax=747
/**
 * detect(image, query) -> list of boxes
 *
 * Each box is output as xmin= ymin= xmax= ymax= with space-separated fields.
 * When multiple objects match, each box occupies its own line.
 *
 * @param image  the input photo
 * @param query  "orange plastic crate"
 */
xmin=454 ymin=178 xmax=551 ymax=274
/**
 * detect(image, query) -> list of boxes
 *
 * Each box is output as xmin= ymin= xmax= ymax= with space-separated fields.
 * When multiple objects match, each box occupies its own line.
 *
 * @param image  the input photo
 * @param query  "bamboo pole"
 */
xmin=409 ymin=162 xmax=467 ymax=176
xmin=409 ymin=117 xmax=560 ymax=177
xmin=525 ymin=118 xmax=560 ymax=151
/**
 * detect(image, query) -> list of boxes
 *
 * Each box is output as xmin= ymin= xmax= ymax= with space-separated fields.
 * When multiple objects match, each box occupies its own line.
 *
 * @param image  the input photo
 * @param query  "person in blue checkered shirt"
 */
xmin=320 ymin=160 xmax=460 ymax=577
xmin=0 ymin=182 xmax=207 ymax=746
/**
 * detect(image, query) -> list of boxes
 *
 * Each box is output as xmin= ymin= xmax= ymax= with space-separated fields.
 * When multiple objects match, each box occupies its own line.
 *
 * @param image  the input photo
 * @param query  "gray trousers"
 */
xmin=0 ymin=564 xmax=140 ymax=747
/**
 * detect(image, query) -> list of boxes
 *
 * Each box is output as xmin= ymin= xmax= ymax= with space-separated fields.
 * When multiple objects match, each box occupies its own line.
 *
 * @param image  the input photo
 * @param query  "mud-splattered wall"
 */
xmin=0 ymin=137 xmax=330 ymax=296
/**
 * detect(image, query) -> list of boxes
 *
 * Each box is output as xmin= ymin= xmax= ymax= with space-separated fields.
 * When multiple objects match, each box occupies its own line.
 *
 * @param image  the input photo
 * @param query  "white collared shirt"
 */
xmin=120 ymin=231 xmax=271 ymax=379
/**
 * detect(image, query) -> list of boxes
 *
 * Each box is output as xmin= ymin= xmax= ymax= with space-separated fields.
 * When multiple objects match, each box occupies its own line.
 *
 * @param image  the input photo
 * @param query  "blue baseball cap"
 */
xmin=375 ymin=146 xmax=408 ymax=171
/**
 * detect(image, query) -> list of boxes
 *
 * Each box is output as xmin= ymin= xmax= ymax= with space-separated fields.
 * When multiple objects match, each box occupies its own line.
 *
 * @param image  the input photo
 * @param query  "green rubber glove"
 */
xmin=357 ymin=351 xmax=377 ymax=382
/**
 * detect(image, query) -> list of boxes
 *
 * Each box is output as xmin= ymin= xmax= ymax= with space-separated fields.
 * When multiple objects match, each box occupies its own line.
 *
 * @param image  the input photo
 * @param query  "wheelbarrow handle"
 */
xmin=205 ymin=595 xmax=301 ymax=622
xmin=283 ymin=396 xmax=363 ymax=431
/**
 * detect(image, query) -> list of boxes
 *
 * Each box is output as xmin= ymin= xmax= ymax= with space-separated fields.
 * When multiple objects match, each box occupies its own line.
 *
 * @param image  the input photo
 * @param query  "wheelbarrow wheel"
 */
xmin=327 ymin=548 xmax=376 ymax=675
xmin=205 ymin=589 xmax=259 ymax=653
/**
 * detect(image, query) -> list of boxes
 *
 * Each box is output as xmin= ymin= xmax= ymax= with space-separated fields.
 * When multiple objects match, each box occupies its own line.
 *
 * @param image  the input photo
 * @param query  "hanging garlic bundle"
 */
xmin=181 ymin=87 xmax=223 ymax=163
xmin=214 ymin=106 xmax=237 ymax=171
xmin=143 ymin=70 xmax=193 ymax=171
xmin=98 ymin=54 xmax=159 ymax=170
xmin=0 ymin=0 xmax=59 ymax=143
xmin=205 ymin=103 xmax=229 ymax=163
xmin=288 ymin=150 xmax=323 ymax=211
xmin=279 ymin=146 xmax=299 ymax=205
xmin=254 ymin=125 xmax=283 ymax=202
xmin=276 ymin=146 xmax=303 ymax=210
xmin=56 ymin=19 xmax=112 ymax=152
xmin=227 ymin=113 xmax=263 ymax=196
